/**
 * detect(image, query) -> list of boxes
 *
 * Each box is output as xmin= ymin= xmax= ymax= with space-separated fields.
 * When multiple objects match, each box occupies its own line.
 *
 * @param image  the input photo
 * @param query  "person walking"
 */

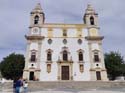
xmin=23 ymin=80 xmax=28 ymax=93
xmin=15 ymin=77 xmax=23 ymax=93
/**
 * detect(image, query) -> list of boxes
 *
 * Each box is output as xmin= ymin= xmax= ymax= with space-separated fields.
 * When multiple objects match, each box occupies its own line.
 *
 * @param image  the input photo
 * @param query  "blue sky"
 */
xmin=0 ymin=0 xmax=125 ymax=61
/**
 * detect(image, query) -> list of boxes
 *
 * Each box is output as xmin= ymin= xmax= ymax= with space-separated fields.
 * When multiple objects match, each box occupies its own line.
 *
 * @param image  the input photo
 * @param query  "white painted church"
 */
xmin=23 ymin=3 xmax=108 ymax=81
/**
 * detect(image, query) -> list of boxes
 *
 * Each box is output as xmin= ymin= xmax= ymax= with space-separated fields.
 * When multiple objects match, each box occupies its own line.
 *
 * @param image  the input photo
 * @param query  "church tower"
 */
xmin=30 ymin=3 xmax=45 ymax=27
xmin=84 ymin=4 xmax=98 ymax=26
xmin=23 ymin=3 xmax=45 ymax=81
xmin=84 ymin=4 xmax=108 ymax=81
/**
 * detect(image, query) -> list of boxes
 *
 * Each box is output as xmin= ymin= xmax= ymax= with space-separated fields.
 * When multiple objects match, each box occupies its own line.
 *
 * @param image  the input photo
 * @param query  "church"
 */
xmin=23 ymin=3 xmax=108 ymax=81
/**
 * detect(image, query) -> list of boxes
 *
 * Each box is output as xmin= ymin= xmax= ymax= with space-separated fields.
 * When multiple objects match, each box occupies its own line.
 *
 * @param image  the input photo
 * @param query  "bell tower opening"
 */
xmin=90 ymin=16 xmax=95 ymax=25
xmin=83 ymin=4 xmax=98 ymax=26
xmin=34 ymin=15 xmax=39 ymax=24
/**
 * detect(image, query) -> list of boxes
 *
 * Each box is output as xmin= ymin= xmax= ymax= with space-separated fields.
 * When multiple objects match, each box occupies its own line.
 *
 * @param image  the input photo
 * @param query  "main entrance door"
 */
xmin=96 ymin=71 xmax=101 ymax=80
xmin=29 ymin=72 xmax=34 ymax=80
xmin=61 ymin=66 xmax=69 ymax=80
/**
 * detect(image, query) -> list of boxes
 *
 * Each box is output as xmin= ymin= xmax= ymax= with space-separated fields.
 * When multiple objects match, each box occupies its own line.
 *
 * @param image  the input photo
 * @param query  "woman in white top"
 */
xmin=23 ymin=80 xmax=28 ymax=93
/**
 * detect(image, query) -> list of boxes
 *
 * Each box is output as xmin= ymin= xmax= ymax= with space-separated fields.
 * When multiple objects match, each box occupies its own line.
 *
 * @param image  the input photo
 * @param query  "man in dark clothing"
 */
xmin=15 ymin=78 xmax=23 ymax=93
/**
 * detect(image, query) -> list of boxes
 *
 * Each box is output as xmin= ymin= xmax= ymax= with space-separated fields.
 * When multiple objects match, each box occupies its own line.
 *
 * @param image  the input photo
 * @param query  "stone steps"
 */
xmin=28 ymin=81 xmax=125 ymax=90
xmin=1 ymin=81 xmax=125 ymax=90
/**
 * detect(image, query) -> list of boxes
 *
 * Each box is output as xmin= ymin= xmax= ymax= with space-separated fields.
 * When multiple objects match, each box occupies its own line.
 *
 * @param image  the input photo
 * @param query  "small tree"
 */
xmin=0 ymin=53 xmax=25 ymax=80
xmin=105 ymin=51 xmax=125 ymax=80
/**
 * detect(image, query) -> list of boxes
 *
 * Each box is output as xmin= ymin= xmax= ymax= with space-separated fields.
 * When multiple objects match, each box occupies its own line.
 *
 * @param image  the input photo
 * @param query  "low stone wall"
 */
xmin=1 ymin=81 xmax=125 ymax=90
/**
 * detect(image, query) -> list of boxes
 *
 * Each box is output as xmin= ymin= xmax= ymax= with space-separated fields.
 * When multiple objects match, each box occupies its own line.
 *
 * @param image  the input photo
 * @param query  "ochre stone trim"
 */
xmin=85 ymin=36 xmax=104 ymax=40
xmin=29 ymin=24 xmax=87 ymax=28
xmin=25 ymin=35 xmax=44 ymax=40
xmin=57 ymin=61 xmax=73 ymax=64
xmin=87 ymin=26 xmax=100 ymax=29
xmin=41 ymin=23 xmax=87 ymax=28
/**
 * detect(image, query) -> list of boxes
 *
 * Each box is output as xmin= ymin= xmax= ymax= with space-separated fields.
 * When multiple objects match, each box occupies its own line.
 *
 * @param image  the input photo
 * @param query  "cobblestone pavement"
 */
xmin=0 ymin=88 xmax=125 ymax=93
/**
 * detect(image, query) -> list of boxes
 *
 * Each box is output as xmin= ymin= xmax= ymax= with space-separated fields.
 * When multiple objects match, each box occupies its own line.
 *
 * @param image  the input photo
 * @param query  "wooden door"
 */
xmin=61 ymin=66 xmax=69 ymax=80
xmin=96 ymin=71 xmax=101 ymax=80
xmin=29 ymin=72 xmax=34 ymax=80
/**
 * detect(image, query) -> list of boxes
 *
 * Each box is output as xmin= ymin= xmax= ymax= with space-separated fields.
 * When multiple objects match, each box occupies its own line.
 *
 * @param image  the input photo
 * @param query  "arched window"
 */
xmin=63 ymin=50 xmax=68 ymax=61
xmin=31 ymin=51 xmax=36 ymax=62
xmin=79 ymin=52 xmax=83 ymax=61
xmin=47 ymin=52 xmax=52 ymax=61
xmin=34 ymin=15 xmax=39 ymax=24
xmin=90 ymin=16 xmax=95 ymax=25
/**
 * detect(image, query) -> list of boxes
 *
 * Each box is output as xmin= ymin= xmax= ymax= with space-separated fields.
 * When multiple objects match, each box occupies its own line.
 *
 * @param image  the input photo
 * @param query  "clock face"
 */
xmin=33 ymin=28 xmax=38 ymax=33
xmin=32 ymin=28 xmax=39 ymax=34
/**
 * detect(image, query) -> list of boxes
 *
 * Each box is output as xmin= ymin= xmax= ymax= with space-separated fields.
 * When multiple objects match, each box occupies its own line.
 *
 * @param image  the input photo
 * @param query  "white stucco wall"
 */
xmin=36 ymin=27 xmax=91 ymax=81
xmin=30 ymin=43 xmax=38 ymax=50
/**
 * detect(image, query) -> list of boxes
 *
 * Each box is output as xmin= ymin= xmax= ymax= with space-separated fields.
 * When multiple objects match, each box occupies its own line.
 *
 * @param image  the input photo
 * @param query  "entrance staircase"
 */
xmin=1 ymin=81 xmax=125 ymax=91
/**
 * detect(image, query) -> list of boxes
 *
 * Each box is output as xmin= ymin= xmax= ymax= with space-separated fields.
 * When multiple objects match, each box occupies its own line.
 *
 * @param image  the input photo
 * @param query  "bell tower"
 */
xmin=23 ymin=3 xmax=45 ymax=81
xmin=84 ymin=4 xmax=98 ymax=26
xmin=84 ymin=4 xmax=108 ymax=81
xmin=30 ymin=3 xmax=45 ymax=27
xmin=29 ymin=3 xmax=45 ymax=36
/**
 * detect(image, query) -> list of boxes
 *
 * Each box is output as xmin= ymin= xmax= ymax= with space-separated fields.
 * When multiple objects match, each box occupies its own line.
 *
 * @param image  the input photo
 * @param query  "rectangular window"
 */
xmin=77 ymin=28 xmax=82 ymax=37
xmin=63 ymin=29 xmax=67 ymax=37
xmin=47 ymin=53 xmax=52 ymax=61
xmin=79 ymin=64 xmax=84 ymax=73
xmin=77 ymin=30 xmax=82 ymax=37
xmin=94 ymin=54 xmax=99 ymax=62
xmin=79 ymin=52 xmax=83 ymax=61
xmin=48 ymin=28 xmax=53 ymax=37
xmin=47 ymin=64 xmax=51 ymax=73
xmin=31 ymin=55 xmax=36 ymax=62
xmin=63 ymin=51 xmax=68 ymax=61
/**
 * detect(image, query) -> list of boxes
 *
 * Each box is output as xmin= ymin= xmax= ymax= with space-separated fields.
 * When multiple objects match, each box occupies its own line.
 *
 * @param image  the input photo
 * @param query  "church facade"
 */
xmin=23 ymin=3 xmax=108 ymax=81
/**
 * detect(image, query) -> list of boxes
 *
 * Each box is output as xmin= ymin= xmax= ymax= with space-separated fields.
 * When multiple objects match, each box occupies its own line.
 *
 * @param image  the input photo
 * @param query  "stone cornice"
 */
xmin=29 ymin=23 xmax=87 ymax=29
xmin=90 ymin=68 xmax=107 ymax=71
xmin=57 ymin=61 xmax=73 ymax=64
xmin=87 ymin=26 xmax=100 ymax=29
xmin=85 ymin=36 xmax=104 ymax=41
xmin=25 ymin=35 xmax=44 ymax=40
xmin=23 ymin=68 xmax=41 ymax=72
